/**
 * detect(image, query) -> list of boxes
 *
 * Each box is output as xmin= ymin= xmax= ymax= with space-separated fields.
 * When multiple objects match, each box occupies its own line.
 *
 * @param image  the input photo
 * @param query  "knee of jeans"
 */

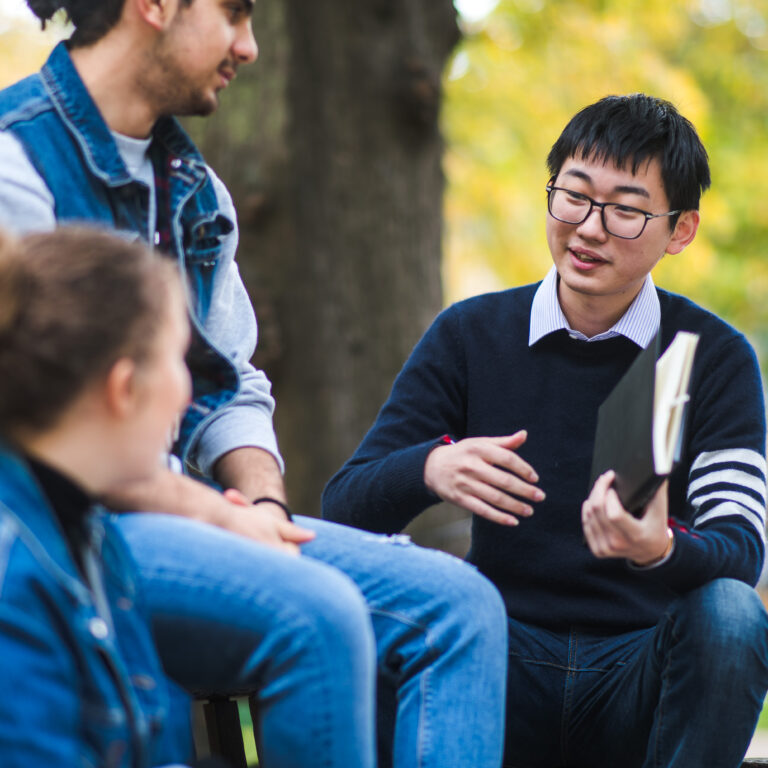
xmin=429 ymin=558 xmax=508 ymax=645
xmin=297 ymin=567 xmax=374 ymax=655
xmin=675 ymin=578 xmax=768 ymax=655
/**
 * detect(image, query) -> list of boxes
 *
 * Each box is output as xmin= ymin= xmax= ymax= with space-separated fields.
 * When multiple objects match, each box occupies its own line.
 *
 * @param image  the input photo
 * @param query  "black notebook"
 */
xmin=589 ymin=330 xmax=699 ymax=516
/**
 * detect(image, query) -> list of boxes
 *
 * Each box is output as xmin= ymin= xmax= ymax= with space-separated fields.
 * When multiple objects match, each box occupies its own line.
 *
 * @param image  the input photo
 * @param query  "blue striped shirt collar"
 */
xmin=528 ymin=266 xmax=660 ymax=348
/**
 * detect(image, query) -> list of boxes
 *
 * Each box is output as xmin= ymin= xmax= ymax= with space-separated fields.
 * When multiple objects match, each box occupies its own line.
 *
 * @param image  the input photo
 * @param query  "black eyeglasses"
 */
xmin=546 ymin=184 xmax=680 ymax=240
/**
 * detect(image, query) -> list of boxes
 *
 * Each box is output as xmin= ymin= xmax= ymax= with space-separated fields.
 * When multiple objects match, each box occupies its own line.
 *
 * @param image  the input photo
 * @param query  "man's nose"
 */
xmin=576 ymin=205 xmax=608 ymax=239
xmin=234 ymin=23 xmax=258 ymax=64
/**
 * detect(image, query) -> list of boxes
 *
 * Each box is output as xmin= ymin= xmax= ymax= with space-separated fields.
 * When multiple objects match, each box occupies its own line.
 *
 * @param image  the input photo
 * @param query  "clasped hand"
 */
xmin=423 ymin=431 xmax=545 ymax=526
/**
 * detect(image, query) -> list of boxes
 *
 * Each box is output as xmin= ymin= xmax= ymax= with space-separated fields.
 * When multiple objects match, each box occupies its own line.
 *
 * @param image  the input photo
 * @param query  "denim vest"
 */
xmin=0 ymin=445 xmax=189 ymax=766
xmin=0 ymin=43 xmax=239 ymax=471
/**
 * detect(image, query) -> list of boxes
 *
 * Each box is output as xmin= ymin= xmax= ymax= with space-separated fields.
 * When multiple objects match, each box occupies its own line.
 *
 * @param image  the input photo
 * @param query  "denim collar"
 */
xmin=40 ymin=42 xmax=207 ymax=186
xmin=0 ymin=441 xmax=93 ymax=603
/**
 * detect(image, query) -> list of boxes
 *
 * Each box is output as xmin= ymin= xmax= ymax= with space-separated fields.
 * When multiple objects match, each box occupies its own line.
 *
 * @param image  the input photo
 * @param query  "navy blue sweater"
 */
xmin=322 ymin=284 xmax=767 ymax=631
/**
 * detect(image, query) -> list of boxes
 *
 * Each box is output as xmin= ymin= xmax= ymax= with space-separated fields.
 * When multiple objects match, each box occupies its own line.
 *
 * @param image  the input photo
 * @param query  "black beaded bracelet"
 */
xmin=252 ymin=496 xmax=293 ymax=521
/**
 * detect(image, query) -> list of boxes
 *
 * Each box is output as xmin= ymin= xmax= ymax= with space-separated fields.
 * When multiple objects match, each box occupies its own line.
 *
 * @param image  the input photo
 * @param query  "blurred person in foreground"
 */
xmin=324 ymin=94 xmax=768 ymax=768
xmin=0 ymin=227 xmax=198 ymax=766
xmin=0 ymin=1 xmax=508 ymax=765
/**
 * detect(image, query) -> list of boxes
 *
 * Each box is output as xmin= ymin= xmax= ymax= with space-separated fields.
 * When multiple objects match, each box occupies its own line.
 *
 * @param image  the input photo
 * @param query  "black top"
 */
xmin=26 ymin=455 xmax=91 ymax=577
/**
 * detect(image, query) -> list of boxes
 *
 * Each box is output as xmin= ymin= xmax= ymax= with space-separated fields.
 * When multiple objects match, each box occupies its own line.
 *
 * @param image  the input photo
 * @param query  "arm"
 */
xmin=102 ymin=466 xmax=313 ymax=553
xmin=322 ymin=305 xmax=542 ymax=532
xmin=581 ymin=333 xmax=766 ymax=591
xmin=0 ymin=131 xmax=56 ymax=233
xmin=185 ymin=169 xmax=284 ymax=479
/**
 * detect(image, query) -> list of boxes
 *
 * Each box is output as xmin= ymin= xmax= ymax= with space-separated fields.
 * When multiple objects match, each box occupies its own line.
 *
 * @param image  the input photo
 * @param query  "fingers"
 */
xmin=424 ymin=433 xmax=544 ymax=525
xmin=223 ymin=488 xmax=250 ymax=506
xmin=582 ymin=472 xmax=670 ymax=561
xmin=279 ymin=520 xmax=316 ymax=544
xmin=486 ymin=432 xmax=539 ymax=483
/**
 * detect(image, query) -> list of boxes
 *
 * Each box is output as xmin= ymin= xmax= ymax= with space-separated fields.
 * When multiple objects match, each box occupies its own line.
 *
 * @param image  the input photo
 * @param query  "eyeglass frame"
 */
xmin=545 ymin=183 xmax=681 ymax=240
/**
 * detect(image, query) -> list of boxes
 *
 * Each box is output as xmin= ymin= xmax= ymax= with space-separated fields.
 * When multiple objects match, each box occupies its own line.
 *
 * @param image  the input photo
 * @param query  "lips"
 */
xmin=570 ymin=247 xmax=607 ymax=265
xmin=218 ymin=66 xmax=237 ymax=87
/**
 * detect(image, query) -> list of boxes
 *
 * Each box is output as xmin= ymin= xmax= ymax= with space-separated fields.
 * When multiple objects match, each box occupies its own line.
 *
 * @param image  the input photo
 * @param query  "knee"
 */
xmin=297 ymin=566 xmax=374 ymax=655
xmin=675 ymin=578 xmax=768 ymax=656
xmin=427 ymin=555 xmax=508 ymax=647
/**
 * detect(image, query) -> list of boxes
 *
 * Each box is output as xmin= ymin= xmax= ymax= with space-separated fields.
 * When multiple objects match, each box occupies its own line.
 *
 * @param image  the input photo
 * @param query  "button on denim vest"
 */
xmin=0 ymin=43 xmax=239 ymax=475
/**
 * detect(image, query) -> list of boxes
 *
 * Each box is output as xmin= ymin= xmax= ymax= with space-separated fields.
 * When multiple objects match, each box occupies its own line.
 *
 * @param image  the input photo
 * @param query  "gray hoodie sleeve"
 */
xmin=0 ymin=131 xmax=283 ymax=476
xmin=185 ymin=167 xmax=284 ymax=476
xmin=0 ymin=131 xmax=56 ymax=234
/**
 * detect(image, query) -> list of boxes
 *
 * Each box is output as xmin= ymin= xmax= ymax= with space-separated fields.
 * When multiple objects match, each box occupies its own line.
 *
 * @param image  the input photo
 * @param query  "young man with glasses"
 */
xmin=323 ymin=94 xmax=768 ymax=767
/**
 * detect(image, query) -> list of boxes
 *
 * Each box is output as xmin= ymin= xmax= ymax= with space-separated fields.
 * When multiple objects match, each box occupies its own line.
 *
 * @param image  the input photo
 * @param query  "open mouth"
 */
xmin=570 ymin=248 xmax=606 ymax=265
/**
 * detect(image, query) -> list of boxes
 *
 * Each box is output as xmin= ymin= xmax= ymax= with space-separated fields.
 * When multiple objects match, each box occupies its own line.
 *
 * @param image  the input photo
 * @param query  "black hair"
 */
xmin=26 ymin=0 xmax=193 ymax=47
xmin=546 ymin=94 xmax=711 ymax=217
xmin=27 ymin=0 xmax=126 ymax=46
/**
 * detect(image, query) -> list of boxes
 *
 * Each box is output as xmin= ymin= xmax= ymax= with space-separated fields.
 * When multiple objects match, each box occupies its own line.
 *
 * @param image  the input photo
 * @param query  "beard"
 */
xmin=139 ymin=26 xmax=229 ymax=118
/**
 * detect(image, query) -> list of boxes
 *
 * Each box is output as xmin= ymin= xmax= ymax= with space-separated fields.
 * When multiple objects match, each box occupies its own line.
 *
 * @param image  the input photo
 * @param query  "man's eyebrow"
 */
xmin=562 ymin=169 xmax=650 ymax=198
xmin=240 ymin=0 xmax=254 ymax=14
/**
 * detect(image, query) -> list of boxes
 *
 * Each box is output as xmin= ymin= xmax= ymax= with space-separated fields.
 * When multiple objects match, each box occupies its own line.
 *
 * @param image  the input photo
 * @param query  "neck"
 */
xmin=557 ymin=278 xmax=644 ymax=338
xmin=70 ymin=36 xmax=158 ymax=138
xmin=13 ymin=402 xmax=120 ymax=497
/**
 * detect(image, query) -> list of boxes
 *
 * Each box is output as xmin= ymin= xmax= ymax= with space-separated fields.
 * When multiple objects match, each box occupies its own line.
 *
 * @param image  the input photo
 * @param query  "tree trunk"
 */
xmin=187 ymin=0 xmax=466 ymax=551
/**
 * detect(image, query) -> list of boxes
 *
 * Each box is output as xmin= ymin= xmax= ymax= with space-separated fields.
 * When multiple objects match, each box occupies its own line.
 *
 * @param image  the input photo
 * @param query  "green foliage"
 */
xmin=443 ymin=0 xmax=768 ymax=365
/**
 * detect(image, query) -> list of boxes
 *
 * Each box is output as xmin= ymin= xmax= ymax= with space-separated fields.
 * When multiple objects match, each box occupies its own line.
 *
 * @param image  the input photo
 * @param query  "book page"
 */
xmin=653 ymin=331 xmax=699 ymax=473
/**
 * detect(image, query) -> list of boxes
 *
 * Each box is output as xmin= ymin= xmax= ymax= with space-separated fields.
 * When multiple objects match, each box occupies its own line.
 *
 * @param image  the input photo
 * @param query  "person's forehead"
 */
xmin=559 ymin=154 xmax=664 ymax=197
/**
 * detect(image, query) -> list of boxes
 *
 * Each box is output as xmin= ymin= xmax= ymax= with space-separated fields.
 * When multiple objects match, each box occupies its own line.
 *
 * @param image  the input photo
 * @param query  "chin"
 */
xmin=174 ymin=94 xmax=218 ymax=118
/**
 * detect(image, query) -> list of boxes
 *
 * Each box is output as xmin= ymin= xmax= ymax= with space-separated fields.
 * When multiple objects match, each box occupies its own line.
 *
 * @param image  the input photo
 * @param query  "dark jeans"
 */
xmin=504 ymin=579 xmax=768 ymax=768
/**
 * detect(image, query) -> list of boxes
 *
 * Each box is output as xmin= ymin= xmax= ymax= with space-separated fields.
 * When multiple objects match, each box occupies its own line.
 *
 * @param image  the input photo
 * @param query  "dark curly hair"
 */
xmin=26 ymin=0 xmax=192 ymax=47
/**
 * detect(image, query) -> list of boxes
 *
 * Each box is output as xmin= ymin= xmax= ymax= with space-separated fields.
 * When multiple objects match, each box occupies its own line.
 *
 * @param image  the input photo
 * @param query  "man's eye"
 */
xmin=565 ymin=191 xmax=589 ymax=204
xmin=225 ymin=3 xmax=243 ymax=21
xmin=613 ymin=205 xmax=643 ymax=218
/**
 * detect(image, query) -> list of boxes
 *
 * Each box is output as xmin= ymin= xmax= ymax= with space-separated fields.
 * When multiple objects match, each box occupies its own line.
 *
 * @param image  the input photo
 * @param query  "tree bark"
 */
xmin=187 ymin=0 xmax=464 ymax=549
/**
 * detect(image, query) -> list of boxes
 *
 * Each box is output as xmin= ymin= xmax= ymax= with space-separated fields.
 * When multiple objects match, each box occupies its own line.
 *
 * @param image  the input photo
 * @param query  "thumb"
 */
xmin=493 ymin=430 xmax=528 ymax=450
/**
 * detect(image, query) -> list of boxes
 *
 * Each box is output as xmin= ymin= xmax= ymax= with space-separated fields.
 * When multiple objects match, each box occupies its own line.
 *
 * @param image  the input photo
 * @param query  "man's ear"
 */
xmin=103 ymin=357 xmax=139 ymax=418
xmin=133 ymin=0 xmax=178 ymax=32
xmin=666 ymin=210 xmax=700 ymax=255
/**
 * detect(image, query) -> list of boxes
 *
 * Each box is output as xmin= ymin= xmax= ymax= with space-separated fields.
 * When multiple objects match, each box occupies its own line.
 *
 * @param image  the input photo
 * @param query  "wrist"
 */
xmin=252 ymin=496 xmax=293 ymax=521
xmin=424 ymin=434 xmax=456 ymax=495
xmin=632 ymin=527 xmax=674 ymax=568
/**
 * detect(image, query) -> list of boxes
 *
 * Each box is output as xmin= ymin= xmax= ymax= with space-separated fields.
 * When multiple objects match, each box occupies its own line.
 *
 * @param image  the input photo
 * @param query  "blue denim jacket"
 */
xmin=0 ymin=444 xmax=190 ymax=766
xmin=0 ymin=42 xmax=268 ymax=479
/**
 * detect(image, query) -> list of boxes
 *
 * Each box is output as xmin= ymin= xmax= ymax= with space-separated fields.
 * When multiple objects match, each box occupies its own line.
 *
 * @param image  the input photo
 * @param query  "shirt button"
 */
xmin=170 ymin=158 xmax=182 ymax=169
xmin=131 ymin=674 xmax=157 ymax=691
xmin=154 ymin=232 xmax=161 ymax=245
xmin=89 ymin=617 xmax=109 ymax=639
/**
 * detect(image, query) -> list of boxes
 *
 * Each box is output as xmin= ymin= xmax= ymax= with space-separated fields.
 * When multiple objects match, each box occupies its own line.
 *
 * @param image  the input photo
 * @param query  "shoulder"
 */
xmin=441 ymin=283 xmax=539 ymax=326
xmin=0 ymin=508 xmax=46 ymax=603
xmin=0 ymin=130 xmax=55 ymax=234
xmin=657 ymin=288 xmax=756 ymax=364
xmin=0 ymin=73 xmax=51 ymax=129
xmin=659 ymin=289 xmax=763 ymax=416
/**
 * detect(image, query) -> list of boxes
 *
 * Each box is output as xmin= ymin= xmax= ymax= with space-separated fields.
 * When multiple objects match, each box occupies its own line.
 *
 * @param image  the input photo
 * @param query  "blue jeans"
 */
xmin=115 ymin=513 xmax=508 ymax=768
xmin=503 ymin=578 xmax=768 ymax=768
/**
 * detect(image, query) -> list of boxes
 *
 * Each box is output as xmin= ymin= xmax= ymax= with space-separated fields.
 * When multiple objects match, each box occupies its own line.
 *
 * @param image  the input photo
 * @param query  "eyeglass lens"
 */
xmin=549 ymin=188 xmax=646 ymax=238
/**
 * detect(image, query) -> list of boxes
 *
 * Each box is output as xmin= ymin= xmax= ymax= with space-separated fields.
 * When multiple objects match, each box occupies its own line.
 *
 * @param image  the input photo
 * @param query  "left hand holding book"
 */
xmin=582 ymin=469 xmax=673 ymax=565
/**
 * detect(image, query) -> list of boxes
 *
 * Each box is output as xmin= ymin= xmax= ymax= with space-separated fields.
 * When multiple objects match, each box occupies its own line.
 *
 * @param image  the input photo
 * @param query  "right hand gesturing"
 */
xmin=423 ymin=431 xmax=544 ymax=526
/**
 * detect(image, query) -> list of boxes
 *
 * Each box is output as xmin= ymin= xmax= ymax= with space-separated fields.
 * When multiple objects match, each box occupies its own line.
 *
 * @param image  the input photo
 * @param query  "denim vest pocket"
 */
xmin=184 ymin=212 xmax=233 ymax=266
xmin=183 ymin=213 xmax=234 ymax=323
